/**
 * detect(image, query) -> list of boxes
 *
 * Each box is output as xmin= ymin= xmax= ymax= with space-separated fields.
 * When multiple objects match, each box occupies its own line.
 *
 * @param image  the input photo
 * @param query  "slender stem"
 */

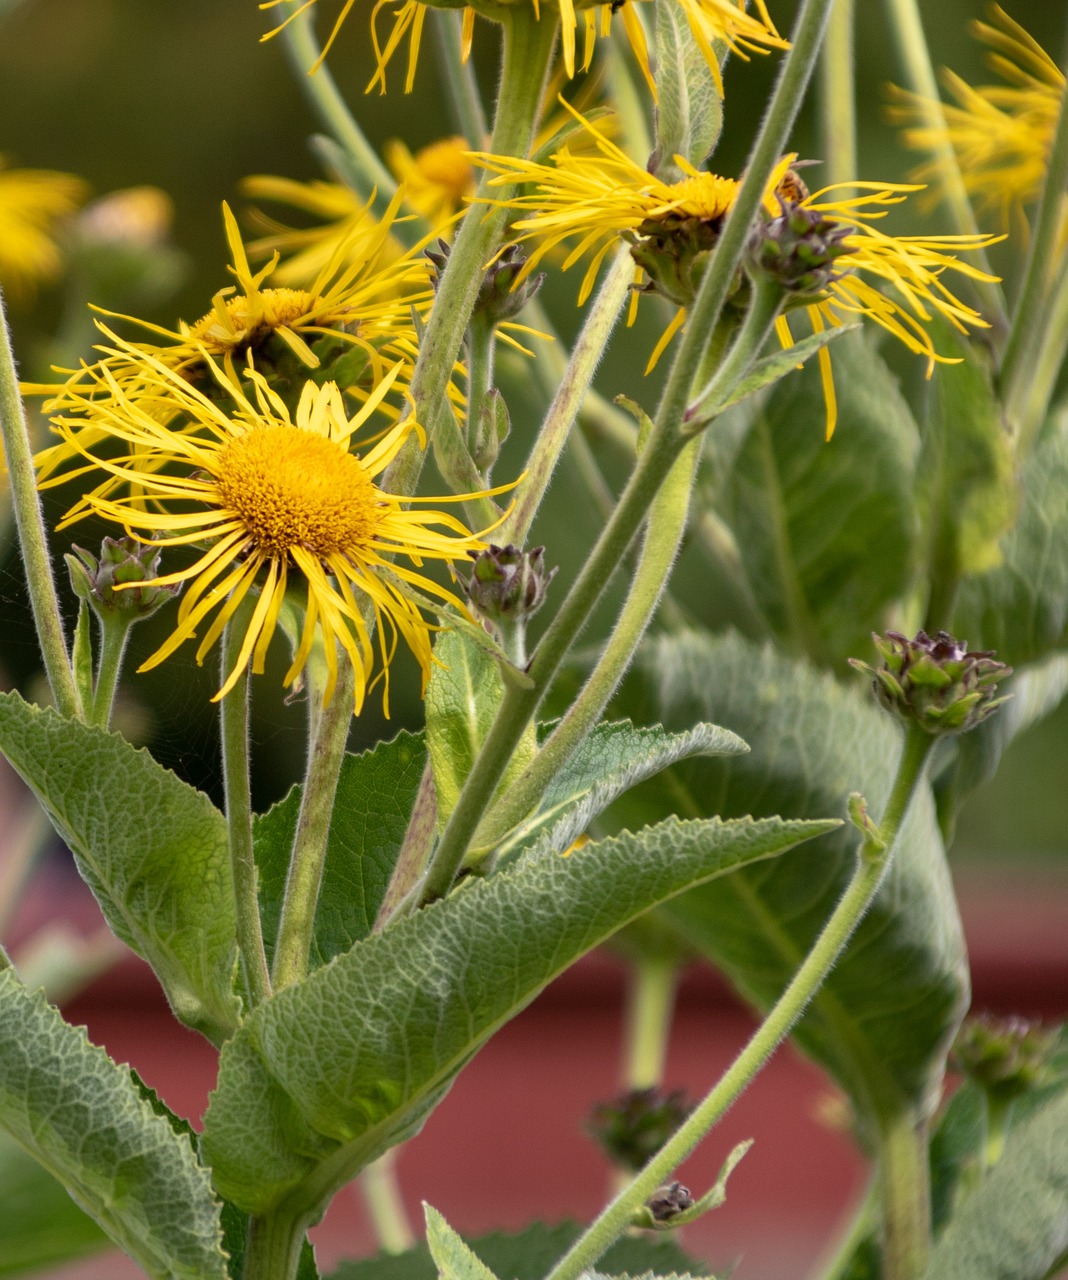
xmin=465 ymin=311 xmax=496 ymax=465
xmin=274 ymin=4 xmax=396 ymax=205
xmin=398 ymin=8 xmax=557 ymax=501
xmin=983 ymin=1095 xmax=1011 ymax=1169
xmin=433 ymin=9 xmax=489 ymax=147
xmin=881 ymin=0 xmax=1007 ymax=334
xmin=542 ymin=725 xmax=935 ymax=1280
xmin=500 ymin=247 xmax=634 ymax=545
xmin=1010 ymin=253 xmax=1068 ymax=451
xmin=272 ymin=656 xmax=355 ymax=990
xmin=814 ymin=1177 xmax=880 ymax=1280
xmin=89 ymin=616 xmax=129 ymax=729
xmin=998 ymin=52 xmax=1068 ymax=431
xmin=0 ymin=290 xmax=81 ymax=720
xmin=878 ymin=1108 xmax=931 ymax=1280
xmin=220 ymin=612 xmax=272 ymax=1009
xmin=358 ymin=1150 xmax=415 ymax=1254
xmin=480 ymin=436 xmax=701 ymax=844
xmin=622 ymin=956 xmax=679 ymax=1090
xmin=820 ymin=0 xmax=856 ymax=188
xmin=0 ymin=805 xmax=51 ymax=938
xmin=689 ymin=277 xmax=785 ymax=419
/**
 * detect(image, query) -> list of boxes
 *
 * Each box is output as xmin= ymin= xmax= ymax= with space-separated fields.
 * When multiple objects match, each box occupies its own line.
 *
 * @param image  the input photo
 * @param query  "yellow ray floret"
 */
xmin=48 ymin=339 xmax=503 ymax=714
xmin=259 ymin=0 xmax=785 ymax=97
xmin=0 ymin=158 xmax=88 ymax=303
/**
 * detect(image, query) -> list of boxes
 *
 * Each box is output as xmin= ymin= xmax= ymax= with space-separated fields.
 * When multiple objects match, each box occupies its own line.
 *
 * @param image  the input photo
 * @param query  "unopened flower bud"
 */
xmin=629 ymin=213 xmax=727 ymax=309
xmin=749 ymin=195 xmax=853 ymax=296
xmin=646 ymin=1181 xmax=695 ymax=1222
xmin=588 ymin=1086 xmax=694 ymax=1172
xmin=849 ymin=629 xmax=1012 ymax=735
xmin=427 ymin=240 xmax=544 ymax=324
xmin=65 ymin=537 xmax=179 ymax=623
xmin=464 ymin=544 xmax=556 ymax=622
xmin=952 ymin=1014 xmax=1060 ymax=1104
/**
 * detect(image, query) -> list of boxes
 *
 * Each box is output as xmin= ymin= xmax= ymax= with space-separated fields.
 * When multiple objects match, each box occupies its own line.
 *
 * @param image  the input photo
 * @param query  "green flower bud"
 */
xmin=427 ymin=239 xmax=545 ymax=324
xmin=587 ymin=1086 xmax=694 ymax=1173
xmin=629 ymin=212 xmax=729 ymax=309
xmin=952 ymin=1013 xmax=1060 ymax=1104
xmin=748 ymin=197 xmax=854 ymax=296
xmin=463 ymin=544 xmax=556 ymax=622
xmin=65 ymin=537 xmax=178 ymax=623
xmin=849 ymin=629 xmax=1012 ymax=735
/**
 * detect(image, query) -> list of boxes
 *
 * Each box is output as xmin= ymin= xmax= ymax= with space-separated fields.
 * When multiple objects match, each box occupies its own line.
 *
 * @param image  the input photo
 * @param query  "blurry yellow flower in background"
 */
xmin=260 ymin=0 xmax=786 ymax=97
xmin=888 ymin=5 xmax=1064 ymax=231
xmin=473 ymin=106 xmax=1002 ymax=432
xmin=0 ymin=158 xmax=88 ymax=303
xmin=48 ymin=340 xmax=495 ymax=713
xmin=383 ymin=136 xmax=476 ymax=228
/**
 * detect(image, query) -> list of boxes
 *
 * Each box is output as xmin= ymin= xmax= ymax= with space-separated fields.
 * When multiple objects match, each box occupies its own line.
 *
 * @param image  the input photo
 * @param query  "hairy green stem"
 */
xmin=1010 ymin=252 xmax=1068 ymax=450
xmin=245 ymin=1208 xmax=304 ymax=1280
xmin=220 ymin=611 xmax=272 ymax=1008
xmin=881 ymin=0 xmax=1007 ymax=334
xmin=359 ymin=1150 xmax=415 ymax=1253
xmin=543 ymin=724 xmax=935 ymax=1280
xmin=373 ymin=760 xmax=439 ymax=931
xmin=465 ymin=311 xmax=496 ymax=464
xmin=998 ymin=46 xmax=1068 ymax=438
xmin=273 ymin=3 xmax=396 ymax=206
xmin=820 ymin=0 xmax=857 ymax=187
xmin=271 ymin=656 xmax=355 ymax=990
xmin=879 ymin=1107 xmax=932 ymax=1280
xmin=0 ymin=290 xmax=80 ymax=720
xmin=689 ymin=277 xmax=785 ymax=419
xmin=623 ymin=956 xmax=680 ymax=1090
xmin=500 ymin=247 xmax=634 ymax=546
xmin=89 ymin=616 xmax=129 ymax=729
xmin=433 ymin=9 xmax=489 ymax=146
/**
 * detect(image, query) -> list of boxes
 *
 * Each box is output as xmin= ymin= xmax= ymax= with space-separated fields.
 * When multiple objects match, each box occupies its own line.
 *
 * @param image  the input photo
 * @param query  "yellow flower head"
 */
xmin=259 ymin=0 xmax=785 ymax=97
xmin=472 ymin=105 xmax=1002 ymax=433
xmin=384 ymin=136 xmax=476 ymax=229
xmin=0 ymin=158 xmax=88 ymax=303
xmin=49 ymin=338 xmax=497 ymax=713
xmin=888 ymin=5 xmax=1064 ymax=229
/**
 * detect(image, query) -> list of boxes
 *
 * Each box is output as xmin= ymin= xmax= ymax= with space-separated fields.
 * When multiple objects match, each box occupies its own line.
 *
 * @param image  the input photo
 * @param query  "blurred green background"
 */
xmin=0 ymin=0 xmax=1065 ymax=865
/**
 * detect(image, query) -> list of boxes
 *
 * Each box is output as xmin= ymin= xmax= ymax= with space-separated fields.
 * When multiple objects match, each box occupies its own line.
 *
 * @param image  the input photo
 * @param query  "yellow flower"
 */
xmin=0 ymin=158 xmax=88 ymax=303
xmin=472 ymin=106 xmax=1002 ymax=433
xmin=48 ymin=339 xmax=497 ymax=713
xmin=260 ymin=0 xmax=786 ymax=97
xmin=383 ymin=136 xmax=476 ymax=229
xmin=888 ymin=5 xmax=1063 ymax=229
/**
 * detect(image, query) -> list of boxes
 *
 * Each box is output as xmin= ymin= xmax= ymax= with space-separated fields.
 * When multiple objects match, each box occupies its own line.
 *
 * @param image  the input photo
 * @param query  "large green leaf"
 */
xmin=202 ymin=813 xmax=835 ymax=1217
xmin=0 ymin=692 xmax=239 ymax=1041
xmin=616 ymin=631 xmax=968 ymax=1126
xmin=954 ymin=412 xmax=1068 ymax=665
xmin=0 ymin=966 xmax=227 ymax=1279
xmin=652 ymin=0 xmax=722 ymax=176
xmin=922 ymin=1085 xmax=1068 ymax=1280
xmin=490 ymin=719 xmax=747 ymax=861
xmin=723 ymin=332 xmax=919 ymax=665
xmin=326 ymin=1221 xmax=705 ymax=1280
xmin=253 ymin=731 xmax=426 ymax=967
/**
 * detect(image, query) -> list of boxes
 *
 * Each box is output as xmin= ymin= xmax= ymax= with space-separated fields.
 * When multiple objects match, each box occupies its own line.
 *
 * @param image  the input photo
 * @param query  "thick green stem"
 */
xmin=220 ymin=612 xmax=272 ymax=1009
xmin=998 ymin=49 xmax=1068 ymax=436
xmin=359 ymin=1150 xmax=415 ymax=1253
xmin=500 ymin=247 xmax=634 ymax=546
xmin=245 ymin=1209 xmax=305 ymax=1280
xmin=0 ymin=290 xmax=81 ymax=720
xmin=879 ymin=1108 xmax=931 ymax=1280
xmin=689 ymin=276 xmax=785 ymax=420
xmin=543 ymin=724 xmax=935 ymax=1280
xmin=433 ymin=9 xmax=488 ymax=147
xmin=272 ymin=656 xmax=354 ymax=990
xmin=622 ymin=956 xmax=679 ymax=1090
xmin=820 ymin=0 xmax=856 ymax=188
xmin=89 ymin=616 xmax=129 ymax=729
xmin=273 ymin=3 xmax=396 ymax=206
xmin=465 ymin=311 xmax=496 ymax=465
xmin=881 ymin=0 xmax=1007 ymax=334
xmin=1009 ymin=253 xmax=1068 ymax=450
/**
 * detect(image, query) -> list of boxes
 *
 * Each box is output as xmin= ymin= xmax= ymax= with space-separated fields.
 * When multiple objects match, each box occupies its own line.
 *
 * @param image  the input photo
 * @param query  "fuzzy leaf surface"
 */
xmin=724 ymin=333 xmax=918 ymax=665
xmin=653 ymin=0 xmax=722 ymax=175
xmin=491 ymin=719 xmax=747 ymax=861
xmin=202 ymin=813 xmax=835 ymax=1214
xmin=954 ymin=412 xmax=1068 ymax=665
xmin=0 ymin=692 xmax=239 ymax=1040
xmin=253 ymin=732 xmax=426 ymax=967
xmin=922 ymin=1085 xmax=1068 ymax=1280
xmin=0 ymin=969 xmax=226 ymax=1278
xmin=425 ymin=1208 xmax=500 ymax=1280
xmin=617 ymin=632 xmax=968 ymax=1124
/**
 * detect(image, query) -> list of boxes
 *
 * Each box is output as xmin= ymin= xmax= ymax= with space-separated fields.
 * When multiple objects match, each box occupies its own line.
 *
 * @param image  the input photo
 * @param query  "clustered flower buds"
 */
xmin=587 ymin=1086 xmax=694 ymax=1173
xmin=749 ymin=198 xmax=854 ymax=296
xmin=629 ymin=213 xmax=725 ymax=309
xmin=850 ymin=629 xmax=1012 ymax=735
xmin=463 ymin=544 xmax=556 ymax=623
xmin=65 ymin=537 xmax=179 ymax=623
xmin=427 ymin=239 xmax=544 ymax=324
xmin=952 ymin=1014 xmax=1060 ymax=1104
